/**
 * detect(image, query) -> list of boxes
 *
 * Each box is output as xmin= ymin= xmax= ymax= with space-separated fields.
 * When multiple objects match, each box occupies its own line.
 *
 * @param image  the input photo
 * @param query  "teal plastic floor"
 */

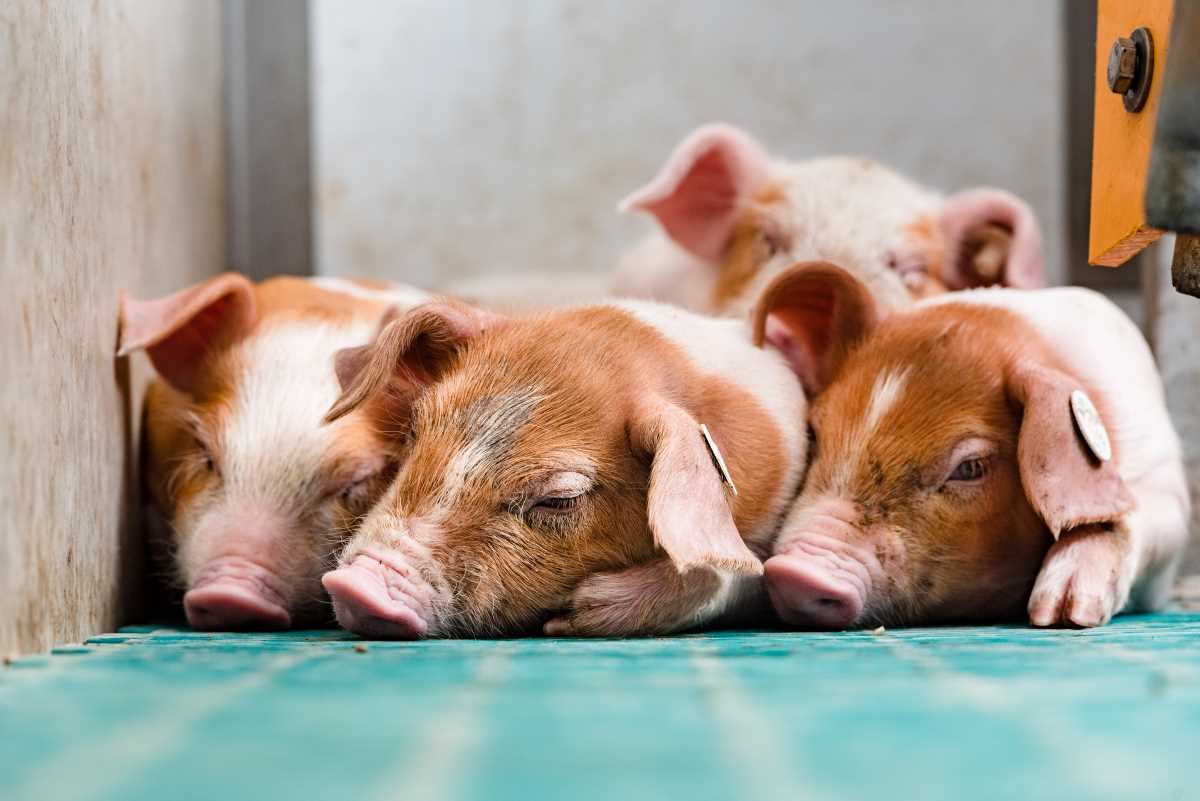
xmin=3 ymin=613 xmax=1199 ymax=801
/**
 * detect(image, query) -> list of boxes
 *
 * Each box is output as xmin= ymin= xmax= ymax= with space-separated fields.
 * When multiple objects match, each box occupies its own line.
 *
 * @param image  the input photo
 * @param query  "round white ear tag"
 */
xmin=1070 ymin=389 xmax=1111 ymax=462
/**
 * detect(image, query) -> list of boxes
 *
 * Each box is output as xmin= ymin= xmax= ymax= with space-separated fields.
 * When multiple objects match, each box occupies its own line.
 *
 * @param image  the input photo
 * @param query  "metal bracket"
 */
xmin=1146 ymin=2 xmax=1200 ymax=242
xmin=1171 ymin=235 xmax=1200 ymax=299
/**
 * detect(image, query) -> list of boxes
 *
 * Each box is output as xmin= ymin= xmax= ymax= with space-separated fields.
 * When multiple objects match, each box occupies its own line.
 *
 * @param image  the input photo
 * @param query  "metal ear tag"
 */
xmin=1070 ymin=390 xmax=1112 ymax=462
xmin=700 ymin=424 xmax=738 ymax=496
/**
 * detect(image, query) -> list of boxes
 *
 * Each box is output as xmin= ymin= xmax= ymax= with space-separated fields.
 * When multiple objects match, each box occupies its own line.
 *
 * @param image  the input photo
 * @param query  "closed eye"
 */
xmin=520 ymin=468 xmax=593 ymax=523
xmin=194 ymin=438 xmax=219 ymax=477
xmin=339 ymin=477 xmax=372 ymax=502
xmin=531 ymin=494 xmax=582 ymax=513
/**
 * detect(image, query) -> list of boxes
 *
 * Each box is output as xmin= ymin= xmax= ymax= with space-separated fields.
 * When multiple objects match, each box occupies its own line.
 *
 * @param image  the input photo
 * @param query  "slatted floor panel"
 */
xmin=3 ymin=613 xmax=1199 ymax=801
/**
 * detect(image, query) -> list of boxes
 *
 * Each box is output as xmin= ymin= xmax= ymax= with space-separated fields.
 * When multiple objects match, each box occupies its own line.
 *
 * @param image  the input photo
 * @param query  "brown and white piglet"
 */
xmin=614 ymin=122 xmax=1045 ymax=316
xmin=118 ymin=273 xmax=429 ymax=630
xmin=320 ymin=298 xmax=807 ymax=638
xmin=752 ymin=263 xmax=1188 ymax=629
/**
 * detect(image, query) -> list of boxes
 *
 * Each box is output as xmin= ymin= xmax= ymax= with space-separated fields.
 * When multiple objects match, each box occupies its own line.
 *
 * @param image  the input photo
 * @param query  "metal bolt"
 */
xmin=1107 ymin=36 xmax=1138 ymax=95
xmin=1106 ymin=27 xmax=1155 ymax=113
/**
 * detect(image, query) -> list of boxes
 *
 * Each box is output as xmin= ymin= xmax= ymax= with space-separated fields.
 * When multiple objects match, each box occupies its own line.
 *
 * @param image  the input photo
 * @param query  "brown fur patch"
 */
xmin=901 ymin=214 xmax=948 ymax=299
xmin=712 ymin=183 xmax=790 ymax=311
xmin=253 ymin=276 xmax=395 ymax=326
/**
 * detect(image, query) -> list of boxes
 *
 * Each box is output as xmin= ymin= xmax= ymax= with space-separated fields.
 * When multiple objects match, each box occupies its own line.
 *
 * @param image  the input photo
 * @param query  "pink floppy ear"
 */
xmin=938 ymin=188 xmax=1045 ymax=289
xmin=619 ymin=123 xmax=772 ymax=263
xmin=751 ymin=261 xmax=882 ymax=395
xmin=1007 ymin=360 xmax=1134 ymax=538
xmin=116 ymin=272 xmax=257 ymax=394
xmin=630 ymin=397 xmax=762 ymax=576
xmin=325 ymin=299 xmax=502 ymax=423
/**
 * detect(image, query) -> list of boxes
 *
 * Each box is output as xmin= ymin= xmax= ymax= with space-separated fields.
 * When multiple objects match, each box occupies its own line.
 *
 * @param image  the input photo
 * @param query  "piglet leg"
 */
xmin=544 ymin=558 xmax=763 ymax=637
xmin=1028 ymin=523 xmax=1134 ymax=628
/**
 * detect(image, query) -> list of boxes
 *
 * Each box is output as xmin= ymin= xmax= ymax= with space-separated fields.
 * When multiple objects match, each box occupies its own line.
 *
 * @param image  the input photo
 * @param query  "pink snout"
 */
xmin=765 ymin=554 xmax=865 ymax=629
xmin=183 ymin=557 xmax=291 ymax=630
xmin=322 ymin=552 xmax=430 ymax=639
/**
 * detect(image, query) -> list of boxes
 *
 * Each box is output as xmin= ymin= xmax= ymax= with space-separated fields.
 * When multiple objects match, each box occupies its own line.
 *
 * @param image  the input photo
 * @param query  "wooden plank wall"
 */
xmin=0 ymin=1 xmax=225 ymax=657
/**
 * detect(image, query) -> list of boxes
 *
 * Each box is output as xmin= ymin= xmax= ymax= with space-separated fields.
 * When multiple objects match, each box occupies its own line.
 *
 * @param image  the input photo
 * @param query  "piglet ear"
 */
xmin=751 ymin=261 xmax=881 ymax=395
xmin=333 ymin=306 xmax=402 ymax=392
xmin=939 ymin=188 xmax=1045 ymax=289
xmin=1007 ymin=360 xmax=1134 ymax=538
xmin=619 ymin=123 xmax=772 ymax=263
xmin=630 ymin=397 xmax=762 ymax=576
xmin=116 ymin=272 xmax=257 ymax=394
xmin=325 ymin=299 xmax=501 ymax=423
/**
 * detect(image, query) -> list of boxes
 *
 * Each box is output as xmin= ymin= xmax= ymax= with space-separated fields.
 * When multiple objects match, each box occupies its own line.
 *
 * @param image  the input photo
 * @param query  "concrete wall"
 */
xmin=0 ymin=1 xmax=225 ymax=657
xmin=312 ymin=1 xmax=1067 ymax=287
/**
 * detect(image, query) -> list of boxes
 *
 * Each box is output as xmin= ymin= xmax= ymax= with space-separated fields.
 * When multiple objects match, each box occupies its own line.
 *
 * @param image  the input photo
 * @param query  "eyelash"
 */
xmin=533 ymin=495 xmax=581 ymax=512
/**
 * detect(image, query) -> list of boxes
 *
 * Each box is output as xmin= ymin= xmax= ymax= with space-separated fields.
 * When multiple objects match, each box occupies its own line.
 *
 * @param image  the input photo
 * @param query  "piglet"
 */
xmin=118 ymin=273 xmax=428 ymax=629
xmin=753 ymin=263 xmax=1188 ymax=628
xmin=614 ymin=123 xmax=1045 ymax=317
xmin=320 ymin=298 xmax=807 ymax=637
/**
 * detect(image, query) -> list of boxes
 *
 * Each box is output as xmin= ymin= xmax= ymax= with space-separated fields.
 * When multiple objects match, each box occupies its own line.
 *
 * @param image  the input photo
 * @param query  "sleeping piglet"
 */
xmin=118 ymin=273 xmax=428 ymax=629
xmin=613 ymin=123 xmax=1045 ymax=317
xmin=753 ymin=263 xmax=1189 ymax=629
xmin=320 ymin=298 xmax=807 ymax=637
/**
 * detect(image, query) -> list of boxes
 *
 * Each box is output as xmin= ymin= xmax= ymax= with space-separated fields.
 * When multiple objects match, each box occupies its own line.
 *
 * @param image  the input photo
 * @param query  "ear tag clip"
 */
xmin=1070 ymin=389 xmax=1112 ymax=462
xmin=700 ymin=424 xmax=738 ymax=496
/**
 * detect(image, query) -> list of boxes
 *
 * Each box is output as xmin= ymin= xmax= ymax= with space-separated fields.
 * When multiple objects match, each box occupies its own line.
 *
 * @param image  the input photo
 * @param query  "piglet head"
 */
xmin=322 ymin=304 xmax=761 ymax=638
xmin=617 ymin=123 xmax=1045 ymax=317
xmin=121 ymin=275 xmax=402 ymax=629
xmin=755 ymin=264 xmax=1129 ymax=628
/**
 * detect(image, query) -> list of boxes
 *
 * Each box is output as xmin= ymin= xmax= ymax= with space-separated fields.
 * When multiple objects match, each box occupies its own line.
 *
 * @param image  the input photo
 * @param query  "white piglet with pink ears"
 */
xmin=613 ymin=122 xmax=1045 ymax=317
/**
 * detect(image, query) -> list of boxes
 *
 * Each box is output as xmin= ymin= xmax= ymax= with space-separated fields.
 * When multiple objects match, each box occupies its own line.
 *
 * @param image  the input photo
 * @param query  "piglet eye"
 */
xmin=340 ymin=478 xmax=368 ymax=501
xmin=195 ymin=440 xmax=217 ymax=474
xmin=532 ymin=495 xmax=581 ymax=513
xmin=760 ymin=227 xmax=787 ymax=256
xmin=948 ymin=458 xmax=987 ymax=482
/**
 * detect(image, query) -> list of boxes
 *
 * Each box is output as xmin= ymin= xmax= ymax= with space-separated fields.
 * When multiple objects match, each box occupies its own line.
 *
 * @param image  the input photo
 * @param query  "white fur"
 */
xmin=218 ymin=320 xmax=378 ymax=505
xmin=864 ymin=368 xmax=908 ymax=434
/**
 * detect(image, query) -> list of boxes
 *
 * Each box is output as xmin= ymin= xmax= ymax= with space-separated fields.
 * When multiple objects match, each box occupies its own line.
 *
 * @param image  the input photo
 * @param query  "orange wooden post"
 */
xmin=1090 ymin=0 xmax=1175 ymax=267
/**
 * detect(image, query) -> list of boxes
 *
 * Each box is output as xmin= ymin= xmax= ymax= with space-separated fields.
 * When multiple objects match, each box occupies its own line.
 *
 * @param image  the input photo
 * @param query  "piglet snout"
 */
xmin=765 ymin=554 xmax=865 ymax=629
xmin=322 ymin=551 xmax=430 ymax=639
xmin=184 ymin=557 xmax=292 ymax=630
